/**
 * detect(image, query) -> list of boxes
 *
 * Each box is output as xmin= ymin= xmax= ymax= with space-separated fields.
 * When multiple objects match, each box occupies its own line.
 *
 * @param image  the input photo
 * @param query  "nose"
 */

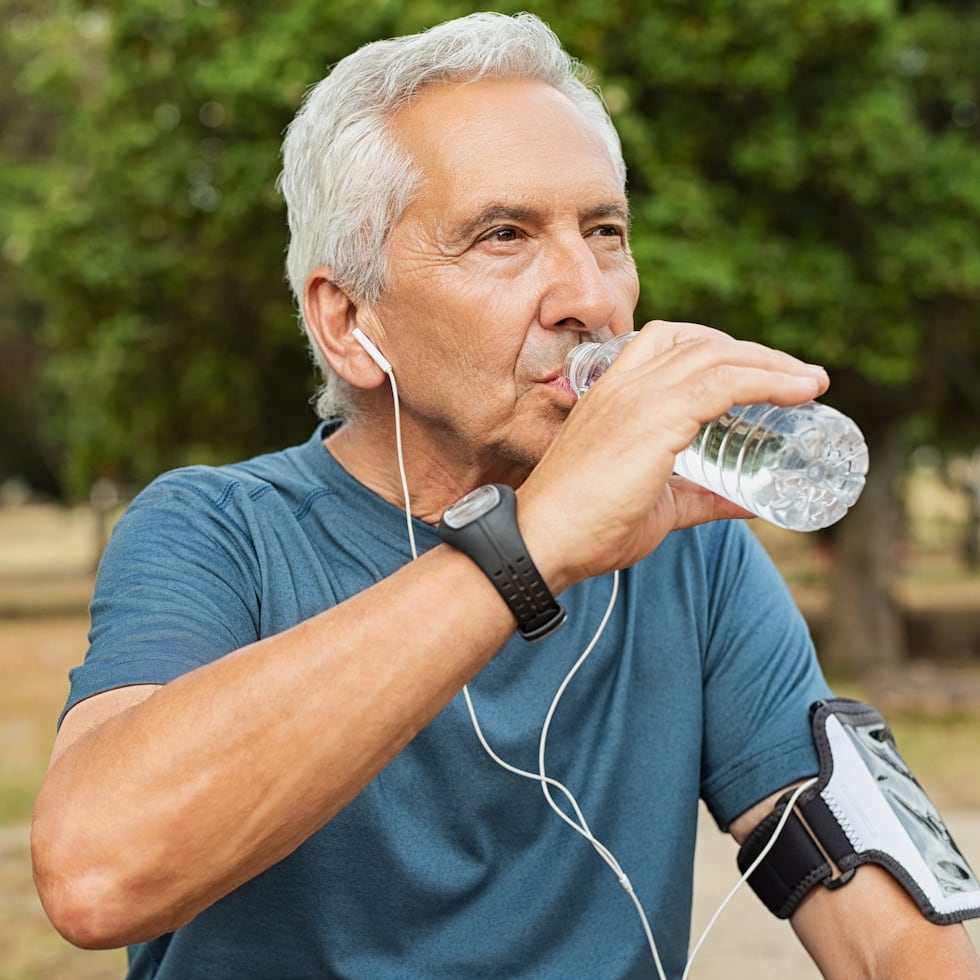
xmin=538 ymin=232 xmax=621 ymax=335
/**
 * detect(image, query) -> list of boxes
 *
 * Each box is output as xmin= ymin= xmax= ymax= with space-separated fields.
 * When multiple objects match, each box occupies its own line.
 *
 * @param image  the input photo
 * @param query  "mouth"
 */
xmin=536 ymin=370 xmax=576 ymax=396
xmin=532 ymin=336 xmax=609 ymax=397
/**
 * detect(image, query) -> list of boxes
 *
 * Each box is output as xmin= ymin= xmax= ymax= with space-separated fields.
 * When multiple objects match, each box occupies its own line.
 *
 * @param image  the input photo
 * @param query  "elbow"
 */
xmin=33 ymin=872 xmax=127 ymax=950
xmin=31 ymin=812 xmax=151 ymax=950
xmin=32 ymin=829 xmax=123 ymax=949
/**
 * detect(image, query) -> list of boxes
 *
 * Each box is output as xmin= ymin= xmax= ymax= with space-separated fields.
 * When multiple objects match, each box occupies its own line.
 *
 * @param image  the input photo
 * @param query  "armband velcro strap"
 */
xmin=737 ymin=789 xmax=854 ymax=918
xmin=736 ymin=698 xmax=980 ymax=924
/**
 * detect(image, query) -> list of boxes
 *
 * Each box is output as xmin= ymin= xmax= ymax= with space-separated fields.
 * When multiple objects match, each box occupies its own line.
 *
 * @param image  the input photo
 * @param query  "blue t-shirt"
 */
xmin=65 ymin=423 xmax=830 ymax=979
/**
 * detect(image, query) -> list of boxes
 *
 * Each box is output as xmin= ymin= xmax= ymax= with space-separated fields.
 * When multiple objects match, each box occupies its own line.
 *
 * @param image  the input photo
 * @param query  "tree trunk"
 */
xmin=816 ymin=421 xmax=907 ymax=676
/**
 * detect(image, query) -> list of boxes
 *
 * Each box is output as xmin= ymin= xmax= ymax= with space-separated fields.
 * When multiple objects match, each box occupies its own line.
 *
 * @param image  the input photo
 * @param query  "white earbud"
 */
xmin=352 ymin=327 xmax=393 ymax=375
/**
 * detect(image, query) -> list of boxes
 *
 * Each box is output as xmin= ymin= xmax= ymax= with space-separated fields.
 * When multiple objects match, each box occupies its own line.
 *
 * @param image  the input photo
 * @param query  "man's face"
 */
xmin=363 ymin=77 xmax=640 ymax=479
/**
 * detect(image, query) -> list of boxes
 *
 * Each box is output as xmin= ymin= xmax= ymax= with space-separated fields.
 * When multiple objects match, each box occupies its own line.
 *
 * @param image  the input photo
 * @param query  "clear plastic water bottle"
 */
xmin=563 ymin=334 xmax=869 ymax=532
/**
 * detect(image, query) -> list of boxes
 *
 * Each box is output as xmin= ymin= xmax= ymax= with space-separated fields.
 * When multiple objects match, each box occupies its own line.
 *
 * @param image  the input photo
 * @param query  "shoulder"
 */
xmin=124 ymin=427 xmax=338 ymax=528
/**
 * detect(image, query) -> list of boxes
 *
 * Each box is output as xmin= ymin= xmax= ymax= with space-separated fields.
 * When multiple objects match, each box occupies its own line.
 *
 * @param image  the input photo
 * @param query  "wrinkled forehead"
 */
xmin=387 ymin=77 xmax=627 ymax=225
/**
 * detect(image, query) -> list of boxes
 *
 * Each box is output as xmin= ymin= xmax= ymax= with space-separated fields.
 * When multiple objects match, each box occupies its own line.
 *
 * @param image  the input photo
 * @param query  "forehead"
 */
xmin=389 ymin=77 xmax=626 ymax=228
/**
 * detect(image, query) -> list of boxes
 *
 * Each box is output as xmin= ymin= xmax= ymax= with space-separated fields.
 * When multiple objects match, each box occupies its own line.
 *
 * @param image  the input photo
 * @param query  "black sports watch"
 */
xmin=438 ymin=484 xmax=566 ymax=642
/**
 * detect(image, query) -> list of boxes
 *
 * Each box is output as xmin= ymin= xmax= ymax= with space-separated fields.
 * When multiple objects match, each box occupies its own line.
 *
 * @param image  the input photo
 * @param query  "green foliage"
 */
xmin=566 ymin=1 xmax=979 ymax=402
xmin=3 ymin=0 xmax=979 ymax=494
xmin=0 ymin=1 xmax=86 ymax=493
xmin=13 ymin=1 xmax=327 ymax=493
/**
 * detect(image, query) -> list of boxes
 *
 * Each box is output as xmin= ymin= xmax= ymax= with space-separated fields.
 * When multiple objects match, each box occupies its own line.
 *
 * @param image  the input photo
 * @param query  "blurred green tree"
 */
xmin=10 ymin=0 xmax=513 ymax=496
xmin=0 ymin=0 xmax=86 ymax=495
xmin=5 ymin=0 xmax=979 ymax=667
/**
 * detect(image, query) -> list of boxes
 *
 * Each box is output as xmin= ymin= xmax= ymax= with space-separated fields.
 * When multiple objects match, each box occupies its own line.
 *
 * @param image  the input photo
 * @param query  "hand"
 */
xmin=517 ymin=320 xmax=829 ymax=589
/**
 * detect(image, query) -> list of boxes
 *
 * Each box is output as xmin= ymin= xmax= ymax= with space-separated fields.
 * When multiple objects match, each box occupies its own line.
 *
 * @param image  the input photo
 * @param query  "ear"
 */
xmin=303 ymin=267 xmax=390 ymax=390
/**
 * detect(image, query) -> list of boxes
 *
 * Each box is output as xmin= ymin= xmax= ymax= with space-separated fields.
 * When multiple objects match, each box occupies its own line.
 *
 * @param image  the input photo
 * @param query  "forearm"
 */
xmin=858 ymin=921 xmax=980 ymax=980
xmin=32 ymin=543 xmax=515 ymax=947
xmin=791 ymin=865 xmax=980 ymax=978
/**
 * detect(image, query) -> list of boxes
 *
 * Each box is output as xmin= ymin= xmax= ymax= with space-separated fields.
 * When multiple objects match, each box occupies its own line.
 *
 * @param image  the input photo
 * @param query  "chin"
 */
xmin=506 ymin=421 xmax=564 ymax=471
xmin=480 ymin=397 xmax=569 ymax=474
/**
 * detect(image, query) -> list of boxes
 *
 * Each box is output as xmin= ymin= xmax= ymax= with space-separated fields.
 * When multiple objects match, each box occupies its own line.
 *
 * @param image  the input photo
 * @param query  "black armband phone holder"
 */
xmin=737 ymin=698 xmax=980 ymax=924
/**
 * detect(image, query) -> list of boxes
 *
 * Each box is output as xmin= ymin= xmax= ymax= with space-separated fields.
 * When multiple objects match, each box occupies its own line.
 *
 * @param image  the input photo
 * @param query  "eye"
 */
xmin=588 ymin=224 xmax=626 ymax=240
xmin=481 ymin=226 xmax=522 ymax=243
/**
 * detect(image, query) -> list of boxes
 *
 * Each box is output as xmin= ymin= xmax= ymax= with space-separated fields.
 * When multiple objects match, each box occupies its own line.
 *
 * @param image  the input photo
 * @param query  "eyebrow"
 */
xmin=446 ymin=204 xmax=538 ymax=245
xmin=586 ymin=202 xmax=632 ymax=227
xmin=446 ymin=201 xmax=631 ymax=245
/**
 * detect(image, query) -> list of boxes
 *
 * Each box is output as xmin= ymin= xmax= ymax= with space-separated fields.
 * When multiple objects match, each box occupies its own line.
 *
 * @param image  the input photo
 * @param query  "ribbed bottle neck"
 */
xmin=563 ymin=334 xmax=636 ymax=396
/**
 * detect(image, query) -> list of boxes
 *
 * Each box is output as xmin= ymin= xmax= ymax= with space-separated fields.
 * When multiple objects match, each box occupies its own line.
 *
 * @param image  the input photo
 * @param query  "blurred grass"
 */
xmin=0 ymin=616 xmax=127 ymax=980
xmin=887 ymin=709 xmax=980 ymax=810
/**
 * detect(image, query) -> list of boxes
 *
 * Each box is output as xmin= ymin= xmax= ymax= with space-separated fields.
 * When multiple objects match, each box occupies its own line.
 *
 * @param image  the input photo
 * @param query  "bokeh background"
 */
xmin=2 ymin=0 xmax=979 ymax=976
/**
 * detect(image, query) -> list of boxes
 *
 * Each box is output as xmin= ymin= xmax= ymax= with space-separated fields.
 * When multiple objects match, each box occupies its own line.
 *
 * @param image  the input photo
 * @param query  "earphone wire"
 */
xmin=382 ymin=353 xmax=617 ymax=855
xmin=377 ymin=352 xmax=804 ymax=980
xmin=379 ymin=359 xmax=667 ymax=978
xmin=386 ymin=369 xmax=417 ymax=560
xmin=681 ymin=776 xmax=819 ymax=980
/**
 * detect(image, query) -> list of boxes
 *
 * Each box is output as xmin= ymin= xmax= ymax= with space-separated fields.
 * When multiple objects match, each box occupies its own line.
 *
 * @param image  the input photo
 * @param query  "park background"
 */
xmin=1 ymin=0 xmax=979 ymax=976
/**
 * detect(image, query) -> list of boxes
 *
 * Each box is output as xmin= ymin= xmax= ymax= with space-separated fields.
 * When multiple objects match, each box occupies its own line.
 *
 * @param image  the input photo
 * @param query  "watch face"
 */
xmin=442 ymin=484 xmax=501 ymax=529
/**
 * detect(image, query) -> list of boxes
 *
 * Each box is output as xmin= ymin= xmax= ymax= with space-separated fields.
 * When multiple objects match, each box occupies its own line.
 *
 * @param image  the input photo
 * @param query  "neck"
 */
xmin=324 ymin=412 xmax=532 ymax=525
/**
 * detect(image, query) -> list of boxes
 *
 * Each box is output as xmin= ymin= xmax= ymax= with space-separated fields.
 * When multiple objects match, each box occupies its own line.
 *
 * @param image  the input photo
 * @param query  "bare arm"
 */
xmin=731 ymin=791 xmax=980 ymax=978
xmin=33 ymin=544 xmax=518 ymax=948
xmin=32 ymin=320 xmax=829 ymax=949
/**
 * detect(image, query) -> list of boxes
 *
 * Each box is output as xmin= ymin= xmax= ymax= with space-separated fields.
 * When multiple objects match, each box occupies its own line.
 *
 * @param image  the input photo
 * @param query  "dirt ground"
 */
xmin=1 ymin=616 xmax=128 ymax=980
xmin=3 ymin=503 xmax=980 ymax=978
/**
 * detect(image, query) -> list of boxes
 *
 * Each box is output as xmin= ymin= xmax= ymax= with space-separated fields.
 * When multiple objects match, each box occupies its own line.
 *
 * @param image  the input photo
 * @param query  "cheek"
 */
xmin=378 ymin=252 xmax=539 ymax=385
xmin=425 ymin=288 xmax=527 ymax=375
xmin=614 ymin=257 xmax=641 ymax=310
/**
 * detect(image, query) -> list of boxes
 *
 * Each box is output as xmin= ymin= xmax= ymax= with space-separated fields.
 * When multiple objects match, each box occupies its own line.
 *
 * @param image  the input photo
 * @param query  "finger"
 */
xmin=594 ymin=333 xmax=829 ymax=430
xmin=666 ymin=475 xmax=755 ymax=531
xmin=661 ymin=361 xmax=828 ymax=417
xmin=580 ymin=359 xmax=828 ymax=461
xmin=622 ymin=320 xmax=827 ymax=386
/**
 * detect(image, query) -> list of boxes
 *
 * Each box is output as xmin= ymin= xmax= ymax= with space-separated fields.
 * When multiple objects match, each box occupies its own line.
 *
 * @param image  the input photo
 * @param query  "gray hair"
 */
xmin=278 ymin=11 xmax=626 ymax=419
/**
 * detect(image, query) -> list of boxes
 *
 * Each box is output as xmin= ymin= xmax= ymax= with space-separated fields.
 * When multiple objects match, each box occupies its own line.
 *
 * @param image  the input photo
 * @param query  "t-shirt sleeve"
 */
xmin=697 ymin=522 xmax=833 ymax=829
xmin=61 ymin=473 xmax=263 ymax=725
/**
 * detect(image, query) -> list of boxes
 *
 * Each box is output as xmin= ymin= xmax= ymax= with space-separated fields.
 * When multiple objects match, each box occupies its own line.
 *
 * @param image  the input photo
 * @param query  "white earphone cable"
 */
xmin=386 ymin=369 xmax=417 ymax=561
xmin=380 ymin=362 xmax=667 ymax=977
xmin=681 ymin=777 xmax=819 ymax=980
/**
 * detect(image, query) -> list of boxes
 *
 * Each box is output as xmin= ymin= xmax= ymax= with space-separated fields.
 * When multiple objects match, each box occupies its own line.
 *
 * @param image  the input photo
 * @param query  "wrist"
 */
xmin=514 ymin=489 xmax=582 ymax=596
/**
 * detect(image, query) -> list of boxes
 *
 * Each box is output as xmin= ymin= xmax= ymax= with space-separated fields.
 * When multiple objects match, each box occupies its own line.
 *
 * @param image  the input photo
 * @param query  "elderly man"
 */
xmin=32 ymin=12 xmax=980 ymax=979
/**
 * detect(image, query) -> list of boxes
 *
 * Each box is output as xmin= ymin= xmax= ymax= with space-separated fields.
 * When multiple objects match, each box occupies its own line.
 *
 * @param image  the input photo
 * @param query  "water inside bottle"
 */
xmin=675 ymin=403 xmax=869 ymax=532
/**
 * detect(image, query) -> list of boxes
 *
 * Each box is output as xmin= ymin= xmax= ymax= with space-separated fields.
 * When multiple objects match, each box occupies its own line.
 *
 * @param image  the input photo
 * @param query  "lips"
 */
xmin=531 ymin=341 xmax=594 ymax=395
xmin=537 ymin=370 xmax=575 ymax=396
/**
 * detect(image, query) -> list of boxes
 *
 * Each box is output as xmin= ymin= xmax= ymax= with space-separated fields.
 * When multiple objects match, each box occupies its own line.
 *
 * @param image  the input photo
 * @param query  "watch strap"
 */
xmin=438 ymin=485 xmax=566 ymax=641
